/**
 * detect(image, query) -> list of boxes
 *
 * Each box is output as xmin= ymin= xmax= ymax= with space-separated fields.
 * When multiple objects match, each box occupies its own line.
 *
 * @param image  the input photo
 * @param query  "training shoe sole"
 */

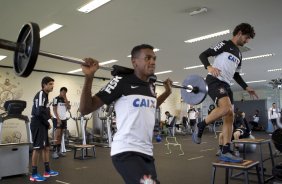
xmin=219 ymin=156 xmax=243 ymax=163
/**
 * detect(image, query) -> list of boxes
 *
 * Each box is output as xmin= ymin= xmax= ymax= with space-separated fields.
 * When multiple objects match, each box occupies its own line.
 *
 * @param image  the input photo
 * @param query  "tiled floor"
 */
xmin=1 ymin=131 xmax=282 ymax=184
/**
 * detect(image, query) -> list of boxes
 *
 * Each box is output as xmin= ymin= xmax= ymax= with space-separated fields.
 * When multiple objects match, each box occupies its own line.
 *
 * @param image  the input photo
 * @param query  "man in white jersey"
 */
xmin=268 ymin=103 xmax=280 ymax=131
xmin=187 ymin=105 xmax=199 ymax=132
xmin=52 ymin=87 xmax=71 ymax=158
xmin=79 ymin=44 xmax=172 ymax=184
xmin=192 ymin=23 xmax=258 ymax=163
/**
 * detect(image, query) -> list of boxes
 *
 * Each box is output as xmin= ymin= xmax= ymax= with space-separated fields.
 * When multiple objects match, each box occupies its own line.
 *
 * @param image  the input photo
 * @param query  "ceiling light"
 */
xmin=68 ymin=68 xmax=82 ymax=74
xmin=246 ymin=80 xmax=267 ymax=84
xmin=100 ymin=59 xmax=118 ymax=65
xmin=184 ymin=65 xmax=204 ymax=70
xmin=242 ymin=53 xmax=274 ymax=61
xmin=68 ymin=59 xmax=118 ymax=74
xmin=239 ymin=73 xmax=245 ymax=76
xmin=184 ymin=30 xmax=230 ymax=43
xmin=127 ymin=48 xmax=160 ymax=58
xmin=0 ymin=55 xmax=7 ymax=61
xmin=267 ymin=68 xmax=282 ymax=72
xmin=40 ymin=23 xmax=63 ymax=38
xmin=155 ymin=70 xmax=172 ymax=75
xmin=173 ymin=81 xmax=179 ymax=84
xmin=78 ymin=0 xmax=111 ymax=13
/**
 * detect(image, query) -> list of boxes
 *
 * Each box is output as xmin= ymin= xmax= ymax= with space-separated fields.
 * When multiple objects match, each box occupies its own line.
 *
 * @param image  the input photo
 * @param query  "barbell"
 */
xmin=0 ymin=22 xmax=208 ymax=105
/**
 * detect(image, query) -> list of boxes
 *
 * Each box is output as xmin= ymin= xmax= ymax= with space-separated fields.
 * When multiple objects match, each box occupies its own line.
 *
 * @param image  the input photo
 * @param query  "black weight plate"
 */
xmin=181 ymin=75 xmax=208 ymax=105
xmin=14 ymin=22 xmax=40 ymax=77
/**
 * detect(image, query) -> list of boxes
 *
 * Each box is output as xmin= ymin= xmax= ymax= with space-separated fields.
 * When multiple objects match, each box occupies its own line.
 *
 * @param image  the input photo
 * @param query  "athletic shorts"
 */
xmin=53 ymin=118 xmax=67 ymax=129
xmin=206 ymin=75 xmax=233 ymax=105
xmin=30 ymin=118 xmax=50 ymax=149
xmin=235 ymin=128 xmax=250 ymax=138
xmin=189 ymin=119 xmax=197 ymax=127
xmin=112 ymin=152 xmax=160 ymax=184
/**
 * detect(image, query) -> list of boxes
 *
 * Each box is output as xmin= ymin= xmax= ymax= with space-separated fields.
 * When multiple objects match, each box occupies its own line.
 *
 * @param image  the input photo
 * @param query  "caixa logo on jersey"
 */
xmin=103 ymin=76 xmax=123 ymax=94
xmin=133 ymin=98 xmax=156 ymax=108
xmin=228 ymin=55 xmax=240 ymax=65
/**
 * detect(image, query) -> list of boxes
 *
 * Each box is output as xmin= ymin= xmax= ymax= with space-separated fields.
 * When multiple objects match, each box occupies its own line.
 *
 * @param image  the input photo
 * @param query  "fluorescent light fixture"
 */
xmin=78 ymin=0 xmax=111 ymax=13
xmin=127 ymin=48 xmax=160 ymax=58
xmin=0 ymin=55 xmax=7 ymax=61
xmin=173 ymin=82 xmax=179 ymax=84
xmin=68 ymin=59 xmax=118 ymax=74
xmin=242 ymin=53 xmax=274 ymax=61
xmin=184 ymin=30 xmax=230 ymax=43
xmin=246 ymin=80 xmax=267 ymax=84
xmin=155 ymin=70 xmax=172 ymax=75
xmin=239 ymin=73 xmax=245 ymax=76
xmin=100 ymin=59 xmax=118 ymax=65
xmin=40 ymin=23 xmax=63 ymax=38
xmin=68 ymin=68 xmax=82 ymax=74
xmin=267 ymin=68 xmax=282 ymax=72
xmin=184 ymin=65 xmax=204 ymax=70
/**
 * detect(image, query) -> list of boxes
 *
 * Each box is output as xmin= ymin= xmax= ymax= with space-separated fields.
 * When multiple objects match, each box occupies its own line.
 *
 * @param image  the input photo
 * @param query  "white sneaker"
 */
xmin=52 ymin=152 xmax=59 ymax=159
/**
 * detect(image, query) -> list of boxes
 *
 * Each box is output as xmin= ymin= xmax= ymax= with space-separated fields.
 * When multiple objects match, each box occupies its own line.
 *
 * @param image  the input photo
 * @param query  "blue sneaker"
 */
xmin=43 ymin=170 xmax=59 ymax=177
xmin=219 ymin=152 xmax=243 ymax=163
xmin=30 ymin=173 xmax=46 ymax=182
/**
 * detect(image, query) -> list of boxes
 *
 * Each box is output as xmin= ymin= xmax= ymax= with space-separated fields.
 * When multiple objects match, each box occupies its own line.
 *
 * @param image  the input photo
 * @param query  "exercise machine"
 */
xmin=92 ymin=104 xmax=115 ymax=147
xmin=0 ymin=100 xmax=30 ymax=179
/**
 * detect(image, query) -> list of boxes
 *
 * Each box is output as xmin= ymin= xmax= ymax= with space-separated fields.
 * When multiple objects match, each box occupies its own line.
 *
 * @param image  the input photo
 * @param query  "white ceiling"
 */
xmin=0 ymin=0 xmax=282 ymax=91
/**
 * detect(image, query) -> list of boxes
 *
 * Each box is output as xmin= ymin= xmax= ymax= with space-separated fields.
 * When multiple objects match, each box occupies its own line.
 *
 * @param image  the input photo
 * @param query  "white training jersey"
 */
xmin=187 ymin=108 xmax=198 ymax=120
xmin=204 ymin=40 xmax=242 ymax=85
xmin=96 ymin=74 xmax=157 ymax=156
xmin=53 ymin=96 xmax=67 ymax=120
xmin=268 ymin=107 xmax=280 ymax=119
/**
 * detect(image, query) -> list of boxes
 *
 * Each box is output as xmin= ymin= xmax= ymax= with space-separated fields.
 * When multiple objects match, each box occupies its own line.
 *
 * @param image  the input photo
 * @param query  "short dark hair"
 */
xmin=165 ymin=111 xmax=170 ymax=114
xmin=41 ymin=76 xmax=54 ymax=88
xmin=131 ymin=44 xmax=154 ymax=59
xmin=60 ymin=87 xmax=68 ymax=92
xmin=233 ymin=23 xmax=255 ymax=39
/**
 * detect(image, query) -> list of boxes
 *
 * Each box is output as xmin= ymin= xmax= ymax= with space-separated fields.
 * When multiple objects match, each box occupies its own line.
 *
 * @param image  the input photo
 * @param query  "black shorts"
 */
xmin=189 ymin=119 xmax=197 ymax=127
xmin=206 ymin=75 xmax=233 ymax=105
xmin=235 ymin=128 xmax=250 ymax=138
xmin=30 ymin=118 xmax=50 ymax=149
xmin=53 ymin=118 xmax=67 ymax=129
xmin=112 ymin=152 xmax=160 ymax=184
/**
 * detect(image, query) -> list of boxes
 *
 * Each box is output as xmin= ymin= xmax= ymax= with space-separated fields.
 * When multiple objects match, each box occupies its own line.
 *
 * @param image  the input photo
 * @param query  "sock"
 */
xmin=219 ymin=145 xmax=223 ymax=150
xmin=32 ymin=166 xmax=37 ymax=175
xmin=222 ymin=143 xmax=231 ymax=154
xmin=53 ymin=145 xmax=57 ymax=152
xmin=57 ymin=144 xmax=61 ymax=152
xmin=44 ymin=162 xmax=50 ymax=172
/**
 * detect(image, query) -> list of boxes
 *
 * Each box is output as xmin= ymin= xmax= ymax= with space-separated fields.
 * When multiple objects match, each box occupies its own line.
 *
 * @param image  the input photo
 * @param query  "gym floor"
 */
xmin=1 ymin=131 xmax=282 ymax=184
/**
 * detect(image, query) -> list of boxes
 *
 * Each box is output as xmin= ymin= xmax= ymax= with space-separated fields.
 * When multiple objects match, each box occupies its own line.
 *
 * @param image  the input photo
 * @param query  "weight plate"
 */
xmin=181 ymin=75 xmax=208 ymax=105
xmin=14 ymin=22 xmax=40 ymax=77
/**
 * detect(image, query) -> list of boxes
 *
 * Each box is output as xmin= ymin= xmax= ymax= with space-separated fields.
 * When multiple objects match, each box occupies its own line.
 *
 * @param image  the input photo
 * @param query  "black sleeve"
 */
xmin=199 ymin=41 xmax=227 ymax=69
xmin=243 ymin=118 xmax=250 ymax=133
xmin=233 ymin=72 xmax=248 ymax=90
xmin=35 ymin=107 xmax=50 ymax=127
xmin=96 ymin=75 xmax=124 ymax=105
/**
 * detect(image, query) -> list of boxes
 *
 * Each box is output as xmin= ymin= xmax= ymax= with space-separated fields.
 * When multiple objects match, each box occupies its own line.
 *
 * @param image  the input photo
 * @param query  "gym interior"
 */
xmin=1 ymin=0 xmax=282 ymax=183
